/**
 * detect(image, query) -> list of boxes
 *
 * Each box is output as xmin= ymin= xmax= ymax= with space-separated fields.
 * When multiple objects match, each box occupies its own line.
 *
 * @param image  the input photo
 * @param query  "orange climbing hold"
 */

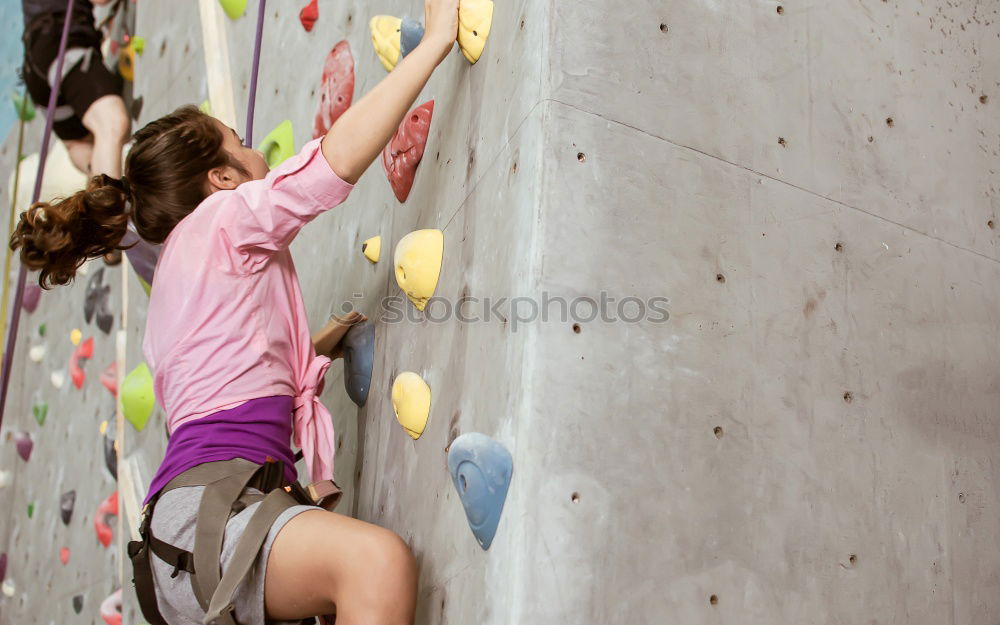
xmin=313 ymin=41 xmax=355 ymax=139
xmin=100 ymin=362 xmax=118 ymax=396
xmin=299 ymin=0 xmax=319 ymax=31
xmin=70 ymin=336 xmax=94 ymax=389
xmin=94 ymin=492 xmax=118 ymax=548
xmin=381 ymin=100 xmax=434 ymax=202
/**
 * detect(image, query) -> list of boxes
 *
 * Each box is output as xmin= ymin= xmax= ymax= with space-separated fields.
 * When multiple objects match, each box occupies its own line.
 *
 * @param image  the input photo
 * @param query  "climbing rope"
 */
xmin=0 ymin=92 xmax=32 ymax=367
xmin=245 ymin=0 xmax=266 ymax=146
xmin=0 ymin=0 xmax=78 ymax=428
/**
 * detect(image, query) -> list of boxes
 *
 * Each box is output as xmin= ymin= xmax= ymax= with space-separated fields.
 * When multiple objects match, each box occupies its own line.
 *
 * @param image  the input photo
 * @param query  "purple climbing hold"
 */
xmin=60 ymin=490 xmax=76 ymax=525
xmin=14 ymin=431 xmax=33 ymax=461
xmin=84 ymin=267 xmax=114 ymax=334
xmin=22 ymin=283 xmax=41 ymax=314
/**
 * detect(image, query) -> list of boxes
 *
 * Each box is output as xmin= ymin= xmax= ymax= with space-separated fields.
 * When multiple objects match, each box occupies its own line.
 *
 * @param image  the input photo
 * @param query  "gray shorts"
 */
xmin=149 ymin=485 xmax=318 ymax=625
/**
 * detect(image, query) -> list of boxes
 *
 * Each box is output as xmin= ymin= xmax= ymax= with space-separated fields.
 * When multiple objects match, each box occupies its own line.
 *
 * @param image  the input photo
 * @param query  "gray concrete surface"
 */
xmin=1 ymin=0 xmax=998 ymax=623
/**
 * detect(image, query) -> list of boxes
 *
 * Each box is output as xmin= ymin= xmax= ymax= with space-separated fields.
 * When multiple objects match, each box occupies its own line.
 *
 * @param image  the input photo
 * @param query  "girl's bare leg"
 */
xmin=264 ymin=510 xmax=417 ymax=625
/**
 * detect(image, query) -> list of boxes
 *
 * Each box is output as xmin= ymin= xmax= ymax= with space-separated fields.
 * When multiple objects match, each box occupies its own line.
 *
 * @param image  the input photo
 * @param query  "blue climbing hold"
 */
xmin=400 ymin=18 xmax=424 ymax=59
xmin=447 ymin=433 xmax=512 ymax=550
xmin=342 ymin=320 xmax=374 ymax=407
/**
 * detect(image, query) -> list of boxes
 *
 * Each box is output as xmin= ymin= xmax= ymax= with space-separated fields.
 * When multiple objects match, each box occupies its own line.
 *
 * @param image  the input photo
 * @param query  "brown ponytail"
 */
xmin=9 ymin=176 xmax=130 ymax=288
xmin=10 ymin=104 xmax=248 ymax=288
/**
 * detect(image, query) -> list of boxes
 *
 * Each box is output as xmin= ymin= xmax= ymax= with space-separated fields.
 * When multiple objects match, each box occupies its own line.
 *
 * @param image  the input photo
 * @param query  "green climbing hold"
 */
xmin=27 ymin=502 xmax=34 ymax=518
xmin=218 ymin=0 xmax=247 ymax=20
xmin=38 ymin=323 xmax=46 ymax=337
xmin=199 ymin=100 xmax=212 ymax=115
xmin=258 ymin=120 xmax=295 ymax=168
xmin=131 ymin=36 xmax=146 ymax=55
xmin=122 ymin=363 xmax=155 ymax=431
xmin=11 ymin=92 xmax=35 ymax=122
xmin=32 ymin=402 xmax=47 ymax=426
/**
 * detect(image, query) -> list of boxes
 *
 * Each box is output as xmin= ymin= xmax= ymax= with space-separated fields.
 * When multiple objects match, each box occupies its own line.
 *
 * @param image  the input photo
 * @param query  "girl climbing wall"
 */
xmin=9 ymin=0 xmax=461 ymax=623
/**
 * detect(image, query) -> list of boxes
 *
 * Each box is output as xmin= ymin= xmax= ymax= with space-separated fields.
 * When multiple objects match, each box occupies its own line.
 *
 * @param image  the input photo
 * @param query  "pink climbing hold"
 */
xmin=99 ymin=588 xmax=122 ymax=625
xmin=70 ymin=336 xmax=94 ymax=390
xmin=312 ymin=40 xmax=355 ymax=139
xmin=381 ymin=100 xmax=434 ymax=203
xmin=22 ymin=283 xmax=41 ymax=313
xmin=100 ymin=362 xmax=118 ymax=396
xmin=14 ymin=431 xmax=33 ymax=461
xmin=59 ymin=547 xmax=70 ymax=565
xmin=94 ymin=491 xmax=118 ymax=548
xmin=299 ymin=0 xmax=318 ymax=32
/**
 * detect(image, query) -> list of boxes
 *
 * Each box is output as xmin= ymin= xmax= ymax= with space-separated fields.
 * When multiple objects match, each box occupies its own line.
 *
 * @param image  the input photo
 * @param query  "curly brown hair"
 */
xmin=10 ymin=105 xmax=249 ymax=288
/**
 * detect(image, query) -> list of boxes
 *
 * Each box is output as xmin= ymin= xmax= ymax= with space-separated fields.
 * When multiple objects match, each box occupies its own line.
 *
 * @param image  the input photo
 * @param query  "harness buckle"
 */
xmin=306 ymin=480 xmax=342 ymax=511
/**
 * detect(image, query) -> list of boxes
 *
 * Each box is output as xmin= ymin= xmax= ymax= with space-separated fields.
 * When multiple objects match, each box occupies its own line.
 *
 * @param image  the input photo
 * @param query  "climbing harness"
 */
xmin=128 ymin=458 xmax=341 ymax=625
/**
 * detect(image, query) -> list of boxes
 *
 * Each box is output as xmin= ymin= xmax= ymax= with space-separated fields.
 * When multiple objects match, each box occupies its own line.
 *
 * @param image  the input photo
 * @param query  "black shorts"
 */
xmin=22 ymin=15 xmax=122 ymax=141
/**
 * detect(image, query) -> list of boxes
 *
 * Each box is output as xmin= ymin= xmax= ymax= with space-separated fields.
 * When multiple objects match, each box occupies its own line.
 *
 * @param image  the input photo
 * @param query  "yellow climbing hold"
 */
xmin=122 ymin=363 xmax=155 ymax=432
xmin=99 ymin=419 xmax=108 ymax=435
xmin=362 ymin=236 xmax=381 ymax=263
xmin=218 ymin=0 xmax=247 ymax=20
xmin=70 ymin=329 xmax=82 ymax=346
xmin=118 ymin=43 xmax=135 ymax=82
xmin=258 ymin=120 xmax=295 ymax=168
xmin=457 ymin=0 xmax=493 ymax=64
xmin=369 ymin=15 xmax=402 ymax=71
xmin=391 ymin=372 xmax=430 ymax=439
xmin=394 ymin=229 xmax=443 ymax=311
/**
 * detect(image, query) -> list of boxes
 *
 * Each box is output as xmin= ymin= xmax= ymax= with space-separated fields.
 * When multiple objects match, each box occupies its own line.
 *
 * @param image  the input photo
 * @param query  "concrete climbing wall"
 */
xmin=2 ymin=0 xmax=999 ymax=623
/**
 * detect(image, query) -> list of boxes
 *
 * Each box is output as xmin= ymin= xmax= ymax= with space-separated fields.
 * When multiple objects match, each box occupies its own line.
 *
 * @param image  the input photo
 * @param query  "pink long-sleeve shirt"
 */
xmin=142 ymin=138 xmax=353 ymax=484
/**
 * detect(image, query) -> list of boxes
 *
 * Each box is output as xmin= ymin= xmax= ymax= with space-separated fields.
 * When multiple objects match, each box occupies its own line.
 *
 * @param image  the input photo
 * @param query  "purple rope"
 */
xmin=0 ymin=0 xmax=77 ymax=426
xmin=245 ymin=0 xmax=266 ymax=146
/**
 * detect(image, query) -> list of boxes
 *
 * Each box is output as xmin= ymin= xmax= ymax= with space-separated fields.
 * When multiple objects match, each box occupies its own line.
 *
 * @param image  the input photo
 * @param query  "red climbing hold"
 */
xmin=381 ymin=100 xmax=434 ymax=203
xmin=100 ymin=362 xmax=118 ymax=396
xmin=14 ymin=431 xmax=33 ymax=461
xmin=22 ymin=283 xmax=41 ymax=313
xmin=70 ymin=336 xmax=94 ymax=389
xmin=94 ymin=491 xmax=118 ymax=548
xmin=59 ymin=547 xmax=70 ymax=565
xmin=312 ymin=41 xmax=355 ymax=139
xmin=100 ymin=589 xmax=122 ymax=625
xmin=299 ymin=0 xmax=318 ymax=32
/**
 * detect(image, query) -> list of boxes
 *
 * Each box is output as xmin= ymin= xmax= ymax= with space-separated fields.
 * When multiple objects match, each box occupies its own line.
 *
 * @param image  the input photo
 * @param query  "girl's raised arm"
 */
xmin=322 ymin=0 xmax=459 ymax=184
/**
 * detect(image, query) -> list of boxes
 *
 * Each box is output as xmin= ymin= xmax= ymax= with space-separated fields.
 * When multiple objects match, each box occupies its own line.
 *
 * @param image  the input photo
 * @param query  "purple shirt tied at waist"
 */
xmin=144 ymin=395 xmax=298 ymax=505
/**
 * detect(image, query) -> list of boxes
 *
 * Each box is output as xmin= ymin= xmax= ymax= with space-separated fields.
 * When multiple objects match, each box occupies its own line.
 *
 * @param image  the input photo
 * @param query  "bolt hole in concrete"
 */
xmin=988 ymin=220 xmax=995 ymax=230
xmin=511 ymin=161 xmax=518 ymax=173
xmin=571 ymin=492 xmax=580 ymax=503
xmin=776 ymin=5 xmax=784 ymax=14
xmin=849 ymin=554 xmax=858 ymax=565
xmin=843 ymin=391 xmax=853 ymax=403
xmin=835 ymin=242 xmax=844 ymax=252
xmin=980 ymin=94 xmax=989 ymax=104
xmin=885 ymin=117 xmax=894 ymax=127
xmin=572 ymin=323 xmax=581 ymax=334
xmin=867 ymin=136 xmax=874 ymax=143
xmin=713 ymin=426 xmax=724 ymax=439
xmin=520 ymin=18 xmax=525 ymax=30
xmin=709 ymin=594 xmax=719 ymax=606
xmin=778 ymin=137 xmax=786 ymax=147
xmin=577 ymin=151 xmax=586 ymax=162
xmin=716 ymin=273 xmax=726 ymax=283
xmin=959 ymin=492 xmax=966 ymax=503
xmin=659 ymin=23 xmax=668 ymax=32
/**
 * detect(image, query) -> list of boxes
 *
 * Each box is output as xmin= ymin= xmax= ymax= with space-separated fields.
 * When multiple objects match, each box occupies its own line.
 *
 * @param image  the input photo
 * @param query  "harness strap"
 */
xmin=203 ymin=488 xmax=300 ymax=625
xmin=128 ymin=525 xmax=170 ymax=625
xmin=191 ymin=464 xmax=263 ymax=610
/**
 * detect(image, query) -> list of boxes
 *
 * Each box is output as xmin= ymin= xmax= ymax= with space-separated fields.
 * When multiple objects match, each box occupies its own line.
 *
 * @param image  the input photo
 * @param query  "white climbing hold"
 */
xmin=29 ymin=345 xmax=46 ymax=362
xmin=50 ymin=370 xmax=65 ymax=389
